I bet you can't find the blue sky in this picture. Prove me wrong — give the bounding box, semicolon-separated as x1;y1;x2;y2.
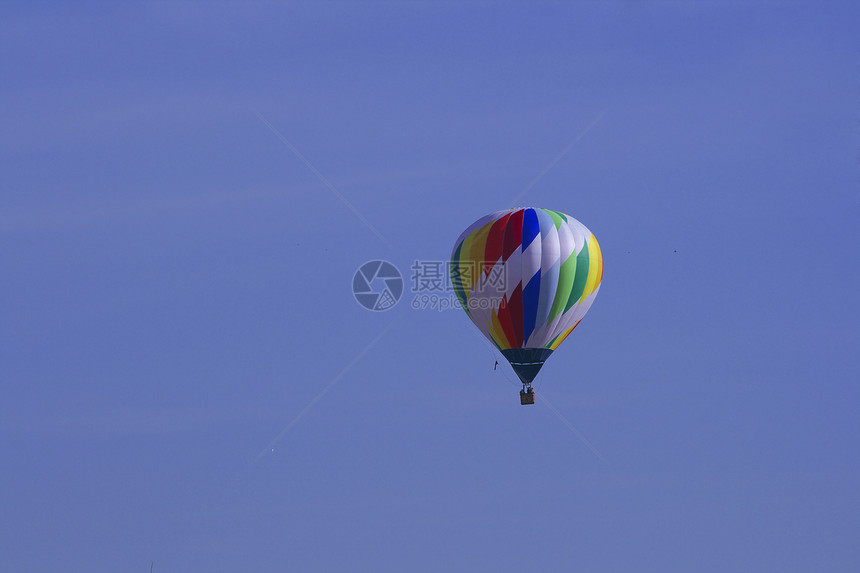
2;2;858;571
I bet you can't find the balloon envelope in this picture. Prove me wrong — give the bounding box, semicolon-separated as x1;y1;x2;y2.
450;207;602;385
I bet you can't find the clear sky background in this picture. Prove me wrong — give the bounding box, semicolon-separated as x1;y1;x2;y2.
2;2;858;572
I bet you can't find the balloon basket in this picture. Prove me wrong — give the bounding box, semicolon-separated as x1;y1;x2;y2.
520;388;535;405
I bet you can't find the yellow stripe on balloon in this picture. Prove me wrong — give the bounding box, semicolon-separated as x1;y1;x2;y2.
490;308;513;350
458;231;476;300
549;319;582;350
580;234;602;302
469;221;494;281
594;234;603;284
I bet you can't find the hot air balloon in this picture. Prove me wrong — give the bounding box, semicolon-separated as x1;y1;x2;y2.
450;207;603;405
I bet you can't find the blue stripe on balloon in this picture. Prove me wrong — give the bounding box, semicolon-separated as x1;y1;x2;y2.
521;208;540;250
522;269;541;343
530;209;560;346
537;208;554;237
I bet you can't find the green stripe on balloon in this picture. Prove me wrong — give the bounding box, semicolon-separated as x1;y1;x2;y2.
450;242;471;318
544;209;566;230
565;245;590;313
548;245;577;322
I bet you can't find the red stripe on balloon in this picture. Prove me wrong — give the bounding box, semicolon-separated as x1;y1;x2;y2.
484;212;511;276
497;294;519;350
502;209;524;262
